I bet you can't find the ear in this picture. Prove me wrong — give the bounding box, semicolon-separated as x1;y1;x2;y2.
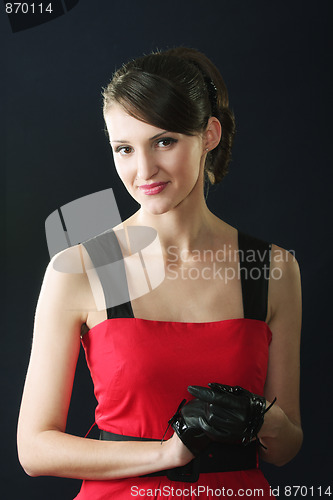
203;117;222;153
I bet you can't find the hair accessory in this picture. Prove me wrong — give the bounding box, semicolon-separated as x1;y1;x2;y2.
204;76;218;116
189;60;218;116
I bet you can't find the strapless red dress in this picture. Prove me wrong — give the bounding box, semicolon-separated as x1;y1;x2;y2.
74;317;273;499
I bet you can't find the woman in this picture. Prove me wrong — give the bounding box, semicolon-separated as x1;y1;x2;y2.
17;47;303;499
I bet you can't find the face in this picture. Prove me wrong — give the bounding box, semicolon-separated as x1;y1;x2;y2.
104;104;206;216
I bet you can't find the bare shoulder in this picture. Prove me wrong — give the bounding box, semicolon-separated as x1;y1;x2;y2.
267;243;302;324
36;245;94;332
270;243;300;276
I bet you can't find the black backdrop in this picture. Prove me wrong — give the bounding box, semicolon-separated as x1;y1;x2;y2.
3;1;333;498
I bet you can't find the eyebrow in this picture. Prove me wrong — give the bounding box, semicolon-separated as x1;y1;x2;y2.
111;130;169;143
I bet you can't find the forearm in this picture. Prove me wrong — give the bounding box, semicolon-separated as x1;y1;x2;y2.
258;401;303;466
19;430;181;480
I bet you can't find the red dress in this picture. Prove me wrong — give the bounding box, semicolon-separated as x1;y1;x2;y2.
74;231;274;499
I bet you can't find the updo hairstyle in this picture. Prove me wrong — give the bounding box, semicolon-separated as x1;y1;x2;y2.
102;47;236;184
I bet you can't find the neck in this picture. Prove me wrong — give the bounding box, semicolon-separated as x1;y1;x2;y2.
128;184;222;256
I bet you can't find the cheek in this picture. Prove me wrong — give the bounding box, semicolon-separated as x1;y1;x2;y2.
172;147;202;180
168;147;199;171
113;159;134;185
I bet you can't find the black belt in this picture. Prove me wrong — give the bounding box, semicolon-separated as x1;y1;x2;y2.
99;430;257;483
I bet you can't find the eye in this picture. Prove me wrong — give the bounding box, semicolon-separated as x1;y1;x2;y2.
156;137;178;148
115;145;133;156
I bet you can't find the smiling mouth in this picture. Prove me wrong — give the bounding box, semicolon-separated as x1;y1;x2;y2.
138;182;169;195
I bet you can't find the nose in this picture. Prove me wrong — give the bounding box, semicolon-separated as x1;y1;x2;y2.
136;149;158;181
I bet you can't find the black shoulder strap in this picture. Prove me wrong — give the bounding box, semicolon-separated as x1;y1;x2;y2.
82;229;134;320
238;231;271;322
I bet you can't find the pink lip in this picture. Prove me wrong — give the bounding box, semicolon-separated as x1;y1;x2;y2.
138;182;169;195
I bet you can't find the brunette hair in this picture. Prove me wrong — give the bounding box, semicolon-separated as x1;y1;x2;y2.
102;47;236;184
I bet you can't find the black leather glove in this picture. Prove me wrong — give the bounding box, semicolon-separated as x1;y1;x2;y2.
187;383;269;445
166;398;212;456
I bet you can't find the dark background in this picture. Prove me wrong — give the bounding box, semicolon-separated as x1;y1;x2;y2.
3;0;332;498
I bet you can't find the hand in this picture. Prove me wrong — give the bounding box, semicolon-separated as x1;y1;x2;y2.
187;383;267;445
168;399;212;456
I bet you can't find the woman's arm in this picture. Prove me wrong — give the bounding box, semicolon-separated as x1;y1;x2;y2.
17;247;193;480
258;245;303;466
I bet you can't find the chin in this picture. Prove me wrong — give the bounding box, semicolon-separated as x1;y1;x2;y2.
140;200;174;216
